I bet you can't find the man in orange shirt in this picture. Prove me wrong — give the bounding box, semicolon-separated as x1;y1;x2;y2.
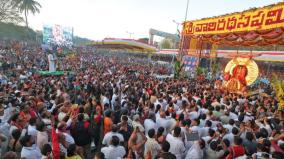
104;110;113;135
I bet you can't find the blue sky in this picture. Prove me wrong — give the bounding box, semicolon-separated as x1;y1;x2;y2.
29;0;283;40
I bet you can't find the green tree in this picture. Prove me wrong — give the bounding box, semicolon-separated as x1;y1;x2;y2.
13;0;41;29
174;61;184;79
160;38;172;49
0;0;23;24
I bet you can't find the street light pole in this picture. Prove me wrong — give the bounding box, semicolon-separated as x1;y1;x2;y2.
126;31;134;39
172;20;180;34
184;0;190;21
179;0;190;61
180;0;189;64
173;20;181;49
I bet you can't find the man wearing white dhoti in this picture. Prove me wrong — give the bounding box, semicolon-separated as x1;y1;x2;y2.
48;53;56;72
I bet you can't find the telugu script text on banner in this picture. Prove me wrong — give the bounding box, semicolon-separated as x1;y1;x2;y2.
183;3;284;35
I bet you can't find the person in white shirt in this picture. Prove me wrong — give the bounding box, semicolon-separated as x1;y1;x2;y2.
223;119;235;133
170;101;179;112
167;113;177;133
199;120;212;138
48;53;56;72
156;111;170;135
144;113;157;136
244;112;254;123
166;126;186;159
161;98;169;111
154;99;164;111
191;119;201;136
199;114;207;128
229;111;238;121
56;122;75;146
179;119;194;151
111;91;118;110
222;129;235;145
101;136;126;159
47;95;56;113
27;118;38;140
182;94;189;104
185;139;206;159
102;124;124;146
36;121;48;150
132;114;145;132
144;129;161;159
224;127;239;145
176;101;189;118
202;128;216;148
20;135;42;159
58;107;67;122
189;108;199;120
176;96;183;108
102;95;110;108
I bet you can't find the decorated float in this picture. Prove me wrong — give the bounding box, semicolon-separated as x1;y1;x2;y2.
180;2;284;93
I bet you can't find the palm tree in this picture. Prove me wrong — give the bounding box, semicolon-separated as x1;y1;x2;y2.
14;0;41;29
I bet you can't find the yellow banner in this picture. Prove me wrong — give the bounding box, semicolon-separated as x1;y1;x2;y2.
183;3;284;35
188;38;198;56
210;44;218;58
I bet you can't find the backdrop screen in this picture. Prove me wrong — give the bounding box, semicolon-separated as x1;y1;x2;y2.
43;24;73;47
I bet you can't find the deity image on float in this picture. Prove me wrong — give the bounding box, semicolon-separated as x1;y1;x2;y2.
223;54;259;92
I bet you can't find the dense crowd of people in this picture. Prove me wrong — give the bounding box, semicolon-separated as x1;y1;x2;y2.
0;41;284;159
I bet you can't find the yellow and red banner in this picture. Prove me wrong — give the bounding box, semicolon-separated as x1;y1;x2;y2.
183;3;284;35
